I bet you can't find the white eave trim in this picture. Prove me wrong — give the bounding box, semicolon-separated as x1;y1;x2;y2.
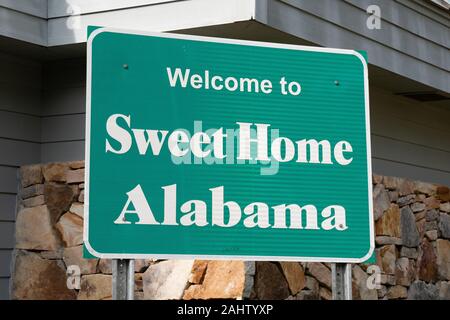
47;0;255;46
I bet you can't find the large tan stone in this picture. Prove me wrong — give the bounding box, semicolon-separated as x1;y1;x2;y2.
22;195;45;208
254;262;290;299
387;285;407;299
436;239;450;280
188;260;208;284
183;261;245;299
56;212;83;247
418;239;437;282
383;176;399;190
423;196;440;209
395;257;415;286
379;245;396;275
306;263;331;289
20;184;44;200
383;177;414;195
69;202;84;218
373;184;390;220
143;260;194;300
372;174;383;184
440;203;450;212
438;281;450;300
77;274;112;300
98;259;112;274
66;169;85;184
319;287;332;300
19;164;43;188
42;163;68;182
411;202;426;213
63;245;98;274
414;181;436;196
397;179;415;196
78;190;85;203
11;250;76;300
375;204;401;237
279;262;305;295
69;160;85;169
303;275;319;298
45;182;75;222
15;205;61;250
436;186;450;202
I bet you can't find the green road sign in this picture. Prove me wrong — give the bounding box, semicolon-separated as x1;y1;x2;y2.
85;27;374;262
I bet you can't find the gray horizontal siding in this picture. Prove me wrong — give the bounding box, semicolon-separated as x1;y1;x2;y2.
345;0;449;47
373;158;450;186
43;59;86;89
0;85;42;116
0;111;40;143
372;135;450;175
369;85;450;185
42;86;86;116
41;58;86;163
0;167;17;194
0;194;16;221
0;250;12;277
0;222;14;249
371;112;450;153
41;141;85;163
41;114;85;143
370;87;450;152
256;0;449;93
0;278;9;300
280;0;448;71
0;52;42;299
0;53;42;88
0;139;40;166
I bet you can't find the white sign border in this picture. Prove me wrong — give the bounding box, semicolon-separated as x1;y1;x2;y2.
84;27;374;263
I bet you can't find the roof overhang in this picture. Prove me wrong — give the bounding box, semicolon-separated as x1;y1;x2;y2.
0;0;448;94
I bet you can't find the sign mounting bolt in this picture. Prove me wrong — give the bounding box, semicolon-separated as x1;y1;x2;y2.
334;80;339;86
123;64;129;70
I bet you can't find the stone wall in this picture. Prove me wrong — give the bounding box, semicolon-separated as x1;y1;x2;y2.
10;162;450;300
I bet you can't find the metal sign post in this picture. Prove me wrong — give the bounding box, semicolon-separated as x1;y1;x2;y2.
112;259;135;300
332;263;352;300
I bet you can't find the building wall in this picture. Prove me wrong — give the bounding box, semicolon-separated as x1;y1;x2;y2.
0;52;42;299
256;0;450;93
41;58;86;163
370;86;450;184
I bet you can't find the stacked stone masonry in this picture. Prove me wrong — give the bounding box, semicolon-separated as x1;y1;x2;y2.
10;162;450;300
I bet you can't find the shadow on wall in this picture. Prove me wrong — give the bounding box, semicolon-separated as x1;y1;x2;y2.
9;161;450;300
